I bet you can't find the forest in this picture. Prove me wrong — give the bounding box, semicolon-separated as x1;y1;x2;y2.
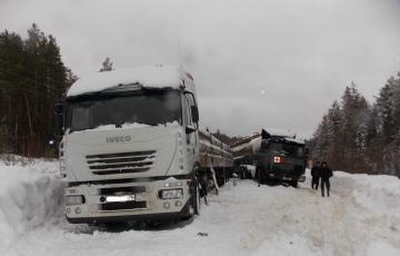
0;24;75;157
308;75;400;177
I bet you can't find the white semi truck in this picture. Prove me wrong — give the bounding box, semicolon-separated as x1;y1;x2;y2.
55;65;232;224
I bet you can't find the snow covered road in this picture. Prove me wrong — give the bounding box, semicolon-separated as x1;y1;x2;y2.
1;161;399;256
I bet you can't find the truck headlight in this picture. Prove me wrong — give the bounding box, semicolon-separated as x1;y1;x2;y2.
65;195;85;205
159;189;183;199
164;181;183;187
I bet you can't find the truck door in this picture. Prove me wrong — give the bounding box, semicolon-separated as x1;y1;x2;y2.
184;93;198;169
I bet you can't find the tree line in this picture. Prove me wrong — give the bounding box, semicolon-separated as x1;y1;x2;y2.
0;24;75;157
1;23;399;178
308;73;400;177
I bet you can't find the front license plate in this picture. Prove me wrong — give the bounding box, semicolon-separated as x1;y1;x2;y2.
105;195;136;203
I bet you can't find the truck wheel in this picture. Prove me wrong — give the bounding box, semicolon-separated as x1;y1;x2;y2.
192;182;200;215
256;168;263;184
217;176;225;187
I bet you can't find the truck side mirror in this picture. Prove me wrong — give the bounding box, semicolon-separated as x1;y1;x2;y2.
261;129;271;139
186;127;196;134
53;103;64;136
191;106;199;123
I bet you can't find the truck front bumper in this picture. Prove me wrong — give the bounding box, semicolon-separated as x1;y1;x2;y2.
67;201;191;224
264;170;300;181
64;179;192;224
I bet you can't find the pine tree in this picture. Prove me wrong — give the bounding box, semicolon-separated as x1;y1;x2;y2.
382;74;400;176
310;83;369;173
340;83;369;172
376;81;394;144
326;101;343;169
364;106;382;173
311;114;330;162
0;30;26;154
389;75;400;135
99;57;114;72
0;24;69;157
65;68;78;90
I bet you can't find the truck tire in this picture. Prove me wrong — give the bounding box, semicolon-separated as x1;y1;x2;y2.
254;169;259;182
192;182;200;215
255;167;264;184
217;176;225;187
184;179;200;219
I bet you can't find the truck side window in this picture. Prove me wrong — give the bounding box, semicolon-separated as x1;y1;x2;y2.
297;147;304;157
185;94;194;127
71;107;90;131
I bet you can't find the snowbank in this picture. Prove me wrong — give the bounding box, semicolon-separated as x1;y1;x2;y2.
0;160;63;254
333;171;400;215
0;160;399;256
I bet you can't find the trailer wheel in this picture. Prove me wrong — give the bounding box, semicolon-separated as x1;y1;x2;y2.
217;176;225;187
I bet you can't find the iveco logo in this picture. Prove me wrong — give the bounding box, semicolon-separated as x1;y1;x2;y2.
106;136;132;143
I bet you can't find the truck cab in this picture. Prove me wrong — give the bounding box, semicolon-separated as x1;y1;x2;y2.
256;136;306;187
59;65;201;224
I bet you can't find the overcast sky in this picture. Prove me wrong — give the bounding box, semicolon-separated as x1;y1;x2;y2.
1;0;400;139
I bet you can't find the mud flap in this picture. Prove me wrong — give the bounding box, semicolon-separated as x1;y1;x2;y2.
210;167;220;195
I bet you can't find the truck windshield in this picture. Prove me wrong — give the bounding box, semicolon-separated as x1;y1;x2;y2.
269;142;304;157
66;89;182;132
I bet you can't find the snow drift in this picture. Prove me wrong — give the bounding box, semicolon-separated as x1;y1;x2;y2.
333;171;400;216
0;160;63;254
0;160;399;256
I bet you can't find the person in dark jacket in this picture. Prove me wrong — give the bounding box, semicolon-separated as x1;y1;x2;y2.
319;161;333;197
310;161;320;190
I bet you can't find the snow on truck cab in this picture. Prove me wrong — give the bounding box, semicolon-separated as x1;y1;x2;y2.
56;65;214;224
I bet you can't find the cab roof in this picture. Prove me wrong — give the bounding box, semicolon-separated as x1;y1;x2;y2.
67;65;193;97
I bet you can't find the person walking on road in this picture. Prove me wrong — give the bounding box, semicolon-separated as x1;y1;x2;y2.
319;161;333;197
311;161;320;190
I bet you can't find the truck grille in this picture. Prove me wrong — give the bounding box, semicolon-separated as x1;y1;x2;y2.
86;150;156;175
99;186;146;195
